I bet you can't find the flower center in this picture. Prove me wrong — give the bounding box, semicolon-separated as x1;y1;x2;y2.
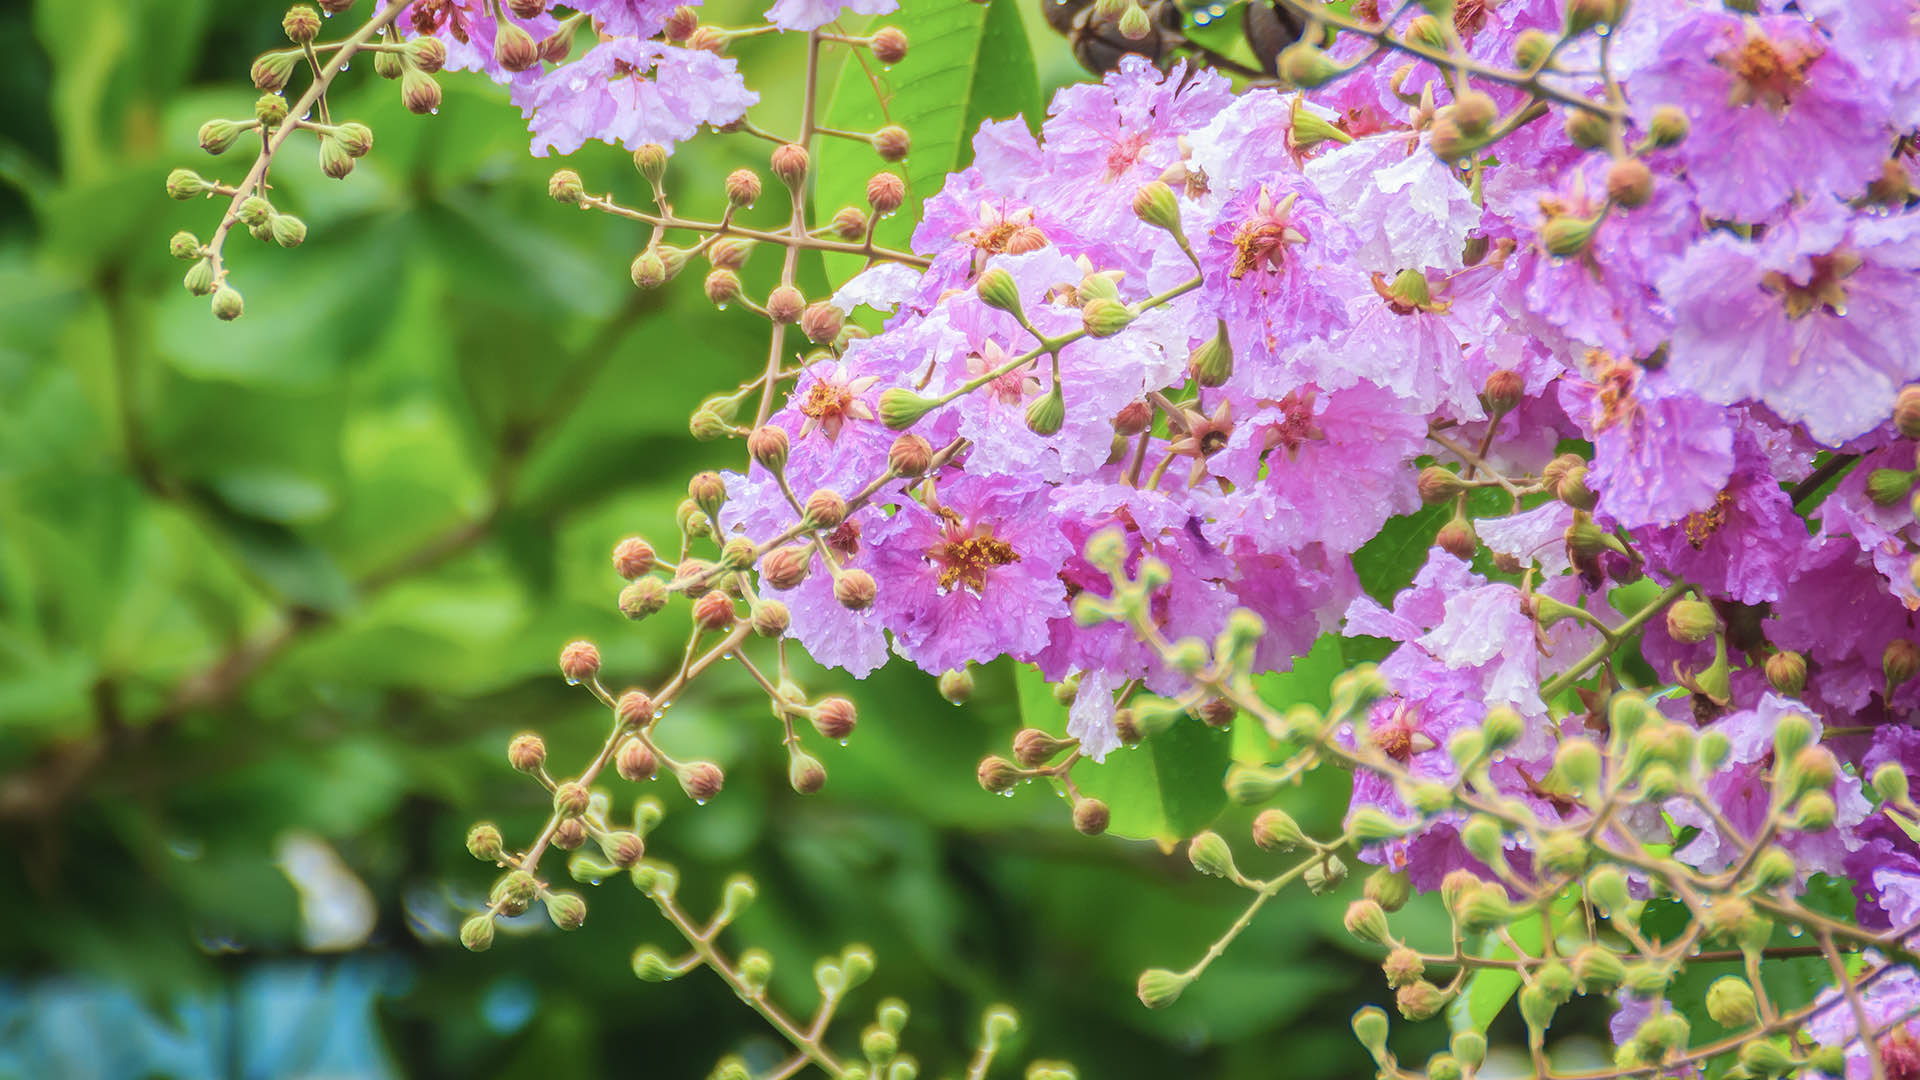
959;206;1048;256
930;528;1021;594
1761;251;1861;320
1453;0;1492;38
827;520;862;559
1368;703;1428;762
1883;1027;1920;1080
1683;490;1734;550
1104;132;1150;183
1264;391;1321;455
967;344;1040;407
1229;191;1307;280
1718;32;1815;111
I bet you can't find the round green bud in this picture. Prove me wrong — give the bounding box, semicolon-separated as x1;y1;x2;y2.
632;944;679;981
459;913;495;951
1136;967;1192;1010
1705;975;1758;1028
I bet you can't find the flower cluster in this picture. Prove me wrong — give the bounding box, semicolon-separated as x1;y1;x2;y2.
172;0;1920;1075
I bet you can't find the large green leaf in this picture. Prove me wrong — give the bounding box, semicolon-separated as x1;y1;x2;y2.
1013;663;1230;850
812;0;1041;288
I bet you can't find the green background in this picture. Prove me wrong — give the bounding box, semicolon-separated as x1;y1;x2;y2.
0;1;1483;1076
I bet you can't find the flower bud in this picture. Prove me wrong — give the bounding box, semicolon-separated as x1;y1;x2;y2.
1875;761;1911;805
1541;213;1603;257
1571;944;1625;989
676;760;724;802
1137;968;1192;1010
167;168;211;200
199;118;251;155
745;598;787;638
1352;1007;1389;1060
283;4;321;43
1450;90;1498;138
211;284;246;321
407;36;447;73
619;576;669;620
1251;806;1308;852
867;171;906;214
872;125;911;162
789;750;827;794
1081;297;1135;338
812;696;856;740
766;285;805;324
691;590;736;631
559;640;600;684
1564;0;1620;36
1418;465;1468;505
1739;1040;1792;1076
1869;468;1917;507
1131;180;1182;234
1794;790;1836;831
616;737;658;781
1703;975;1758;1028
772;143;809;187
833;569;876;611
1762;649;1806;696
547;168;585;204
457;911;499;953
1480;706;1522;750
1887;638;1920;688
1647;105;1688;147
1305;853;1348;894
252;49;300;92
1457;883;1514;934
1479;368;1524;416
1563;108;1611;150
1025;383;1065;436
1072;797;1110;836
878;387;937;429
1518;984;1557;1033
551;816;586;850
466;822;505;861
800;301;843;345
269;213;307;248
1187;830;1239;880
546;890;587;931
508;733;546;774
1343;899;1392;945
1117;3;1151;39
1606;157;1653;208
975;266;1022;316
1664;599;1716;644
1513;28;1553;68
800;489;845;531
1895;386;1920;441
928;666;972;705
977;755;1020;794
630;250;667;290
631;944;679;981
1751;845;1795;890
401;68;442;114
1382;946;1424;987
1278;42;1342;87
725;167;761;207
183;258;216;296
1435;515;1476;561
493;20;540;72
1395;979;1450;1021
1188;330;1233;388
255;93;289;127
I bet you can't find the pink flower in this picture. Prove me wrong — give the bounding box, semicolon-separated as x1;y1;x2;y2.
510;38;756;156
764;0;897;32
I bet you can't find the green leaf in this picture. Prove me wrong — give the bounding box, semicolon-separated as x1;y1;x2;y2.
813;0;1041;287
1351;504;1447;605
1013;663;1230;849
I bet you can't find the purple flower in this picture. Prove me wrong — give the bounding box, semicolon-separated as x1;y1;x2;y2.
1625;11;1888;221
1660;202;1920;447
1635;431;1807;605
1821;437;1920;606
1805;961;1920;1080
867;472;1071;674
567;0;681;37
1562;356;1737;531
1198;180;1361;367
401;0;556;85
1067;668;1123;763
764;0;897;32
510;38;756;156
1801;0;1920;128
1302;132;1483;275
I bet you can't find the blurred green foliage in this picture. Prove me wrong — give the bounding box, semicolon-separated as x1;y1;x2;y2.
0;1;1408;1076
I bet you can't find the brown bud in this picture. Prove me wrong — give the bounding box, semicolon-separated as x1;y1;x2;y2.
1896;386;1920;441
1113;400;1152;436
688;470;727;519
1556;464;1598;511
873;125;911;162
752;599;790;637
725;168;761;207
1886;639;1920;688
830;205;868;239
686;24;726;52
506;0;546;15
801;301;844;344
1383;947;1425;988
613;536;656;579
1451;90;1498;137
1482;369;1524;415
704;268;742;307
1765;650;1808;696
493;21;540;72
559;640;601;684
553;781;591;818
1196;698;1237;729
748;425;789;471
401;68;442;114
1013;728;1072;767
761;544;813;590
677;760;725;802
771;143;809;187
1541;453;1583;491
1606;157;1653;208
887;434;933;476
407;36;447;73
552;817;587;850
834;569;877;611
766;285;805;324
617;690;657;728
977;755;1021;794
812;696;857;739
663;5;699;42
805;488;847;528
870;26;908;64
619;577;669;620
1436;517;1477;561
1418;465;1469;506
606;831;646;867
508;733;547;773
867;172;905;214
616;737;658;781
538;25;572;63
1073;798;1111;836
789;752;827;794
693;590;737;631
